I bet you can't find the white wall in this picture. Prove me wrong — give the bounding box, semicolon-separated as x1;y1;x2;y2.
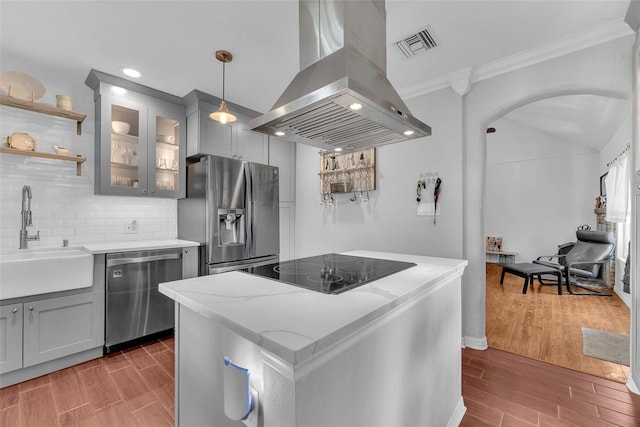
485;117;599;262
0;54;177;251
294;88;464;259
601;116;632;173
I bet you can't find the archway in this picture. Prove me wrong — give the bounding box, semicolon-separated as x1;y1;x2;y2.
459;35;632;352
483;92;631;381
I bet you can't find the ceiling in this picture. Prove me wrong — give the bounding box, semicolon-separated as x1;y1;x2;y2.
0;0;634;150
499;95;630;151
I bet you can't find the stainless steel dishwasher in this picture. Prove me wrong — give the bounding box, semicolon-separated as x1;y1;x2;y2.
105;248;182;353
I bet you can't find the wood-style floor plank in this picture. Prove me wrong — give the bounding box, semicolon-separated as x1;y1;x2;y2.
463;347;640;426
58;403;101;427
486;262;630;383
0;336;176;427
20;384;58;426
109;365;153;408
132;401;173;427
78;365;122;411
0;403;20;426
50;366;87;413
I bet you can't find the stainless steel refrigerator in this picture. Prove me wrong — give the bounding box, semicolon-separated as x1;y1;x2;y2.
178;155;279;275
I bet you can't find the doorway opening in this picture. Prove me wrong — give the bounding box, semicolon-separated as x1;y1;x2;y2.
483;94;632;383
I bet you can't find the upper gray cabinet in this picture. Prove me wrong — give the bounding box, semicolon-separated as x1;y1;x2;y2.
183;90;268;164
269;136;296;202
85;70;186;198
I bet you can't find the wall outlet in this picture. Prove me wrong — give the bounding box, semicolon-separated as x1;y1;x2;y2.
124;219;138;234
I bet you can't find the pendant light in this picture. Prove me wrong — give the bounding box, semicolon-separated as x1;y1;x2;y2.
209;50;237;124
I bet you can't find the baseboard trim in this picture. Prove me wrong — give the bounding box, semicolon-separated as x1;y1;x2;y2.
627;373;640;395
463;335;488;350
446;396;467;427
0;347;103;388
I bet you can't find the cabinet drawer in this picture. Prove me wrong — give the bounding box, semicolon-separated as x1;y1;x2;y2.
23;291;104;367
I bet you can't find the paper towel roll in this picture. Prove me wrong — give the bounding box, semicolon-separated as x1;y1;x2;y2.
223;357;254;421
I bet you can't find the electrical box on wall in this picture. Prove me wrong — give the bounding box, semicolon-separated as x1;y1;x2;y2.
124;219;138;234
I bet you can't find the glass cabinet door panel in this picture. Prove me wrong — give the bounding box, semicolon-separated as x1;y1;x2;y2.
154;115;180;194
110;104;141;190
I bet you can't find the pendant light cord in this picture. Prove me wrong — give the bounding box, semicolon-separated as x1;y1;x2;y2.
222;61;226;101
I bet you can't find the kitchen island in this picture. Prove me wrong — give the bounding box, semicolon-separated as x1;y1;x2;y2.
160;250;467;426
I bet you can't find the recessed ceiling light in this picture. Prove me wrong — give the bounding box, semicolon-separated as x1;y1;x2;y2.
349;103;362;110
403;130;415;136
111;86;126;95
334;147;343;152
275;131;285;136
122;68;142;78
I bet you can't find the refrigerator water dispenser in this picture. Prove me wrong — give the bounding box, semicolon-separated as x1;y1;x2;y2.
218;208;245;245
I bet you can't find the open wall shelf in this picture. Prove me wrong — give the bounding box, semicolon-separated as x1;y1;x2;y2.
0;95;87;135
319;147;376;194
0;148;86;176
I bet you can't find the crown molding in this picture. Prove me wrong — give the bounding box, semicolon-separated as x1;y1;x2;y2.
400;20;634;100
449;66;474;96
398;75;450;99
475;19;633;82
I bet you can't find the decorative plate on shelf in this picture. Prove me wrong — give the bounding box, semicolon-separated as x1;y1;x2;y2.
0;71;46;101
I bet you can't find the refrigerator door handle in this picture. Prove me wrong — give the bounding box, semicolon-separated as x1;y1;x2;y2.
244;162;253;259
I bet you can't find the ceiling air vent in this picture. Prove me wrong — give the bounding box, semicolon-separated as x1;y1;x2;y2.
393;26;438;59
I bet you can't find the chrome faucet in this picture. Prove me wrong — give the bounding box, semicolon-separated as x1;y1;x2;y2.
19;185;40;249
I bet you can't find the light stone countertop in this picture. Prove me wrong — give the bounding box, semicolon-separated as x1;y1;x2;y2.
81;239;199;254
159;250;467;365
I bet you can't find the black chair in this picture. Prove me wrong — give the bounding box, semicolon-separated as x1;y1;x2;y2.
533;230;615;296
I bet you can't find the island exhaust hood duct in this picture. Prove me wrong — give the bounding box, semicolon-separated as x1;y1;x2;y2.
249;0;431;151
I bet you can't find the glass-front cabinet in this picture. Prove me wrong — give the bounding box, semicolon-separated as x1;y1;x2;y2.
86;69;186;198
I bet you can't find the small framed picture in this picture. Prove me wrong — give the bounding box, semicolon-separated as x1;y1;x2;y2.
599;172;608;196
486;236;503;252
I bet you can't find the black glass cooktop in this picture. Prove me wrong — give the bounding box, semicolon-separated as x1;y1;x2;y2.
241;253;416;294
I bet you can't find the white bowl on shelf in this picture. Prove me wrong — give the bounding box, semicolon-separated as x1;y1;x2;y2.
52;145;69;156
156;134;174;143
112;121;130;135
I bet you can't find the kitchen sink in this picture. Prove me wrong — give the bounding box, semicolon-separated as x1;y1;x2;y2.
0;247;93;300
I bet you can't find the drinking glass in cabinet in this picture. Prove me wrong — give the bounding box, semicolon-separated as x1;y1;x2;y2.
111;175;132;187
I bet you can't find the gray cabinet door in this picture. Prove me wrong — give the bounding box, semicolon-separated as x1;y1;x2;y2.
98;93;149;196
249;162;279;258
23;291;104;367
236;122;268;164
268;136;296;202
187;110;268;164
199;110;234;157
0;304;23;374
148;101;187;198
279;202;295;261
95;81;186;199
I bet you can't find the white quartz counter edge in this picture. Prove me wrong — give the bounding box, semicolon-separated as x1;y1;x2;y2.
160;250;467;365
81;239;199;254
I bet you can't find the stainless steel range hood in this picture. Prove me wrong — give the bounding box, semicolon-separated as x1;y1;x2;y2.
250;0;431;151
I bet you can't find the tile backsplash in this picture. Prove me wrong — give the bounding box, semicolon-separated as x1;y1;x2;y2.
0;175;177;251
0;54;178;251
